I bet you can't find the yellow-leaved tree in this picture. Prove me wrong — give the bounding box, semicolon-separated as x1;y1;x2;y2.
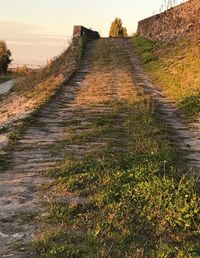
109;18;128;37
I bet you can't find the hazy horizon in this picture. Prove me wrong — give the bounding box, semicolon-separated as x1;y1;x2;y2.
1;0;186;67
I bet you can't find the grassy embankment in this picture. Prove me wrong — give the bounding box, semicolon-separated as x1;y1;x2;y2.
0;36;87;123
12;36;87;102
0;36;87;137
0;37;87;176
131;36;200;118
30;39;200;258
0;74;12;84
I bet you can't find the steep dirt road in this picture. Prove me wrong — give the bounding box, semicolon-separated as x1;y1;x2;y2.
0;38;199;257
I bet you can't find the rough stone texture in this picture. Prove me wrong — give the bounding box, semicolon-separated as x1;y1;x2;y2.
137;0;200;42
73;26;100;39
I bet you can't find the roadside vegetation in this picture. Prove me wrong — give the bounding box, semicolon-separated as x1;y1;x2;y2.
131;36;200;117
0;74;12;84
31;39;200;258
2;36;86;97
13;37;84;94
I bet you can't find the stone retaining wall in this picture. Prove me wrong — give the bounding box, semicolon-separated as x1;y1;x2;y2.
137;0;200;42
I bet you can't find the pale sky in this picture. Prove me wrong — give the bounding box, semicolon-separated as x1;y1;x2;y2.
0;0;184;66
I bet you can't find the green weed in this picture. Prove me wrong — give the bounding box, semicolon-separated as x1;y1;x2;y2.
180;91;200;116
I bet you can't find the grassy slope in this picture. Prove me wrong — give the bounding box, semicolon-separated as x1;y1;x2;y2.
13;36;86;99
0;37;87;130
0;37;88;170
31;40;200;258
0;74;12;84
131;36;200;117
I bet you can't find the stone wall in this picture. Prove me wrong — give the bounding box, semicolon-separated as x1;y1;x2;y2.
73;26;100;40
137;0;200;42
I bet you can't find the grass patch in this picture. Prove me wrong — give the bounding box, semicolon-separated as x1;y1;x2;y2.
131;36;200;117
32;231;90;258
180;91;200;116
79;36;88;59
33;97;200;257
0;74;12;84
11;35;87;101
131;36;156;64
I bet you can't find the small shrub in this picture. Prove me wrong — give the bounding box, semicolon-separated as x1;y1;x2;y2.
180;92;200;116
